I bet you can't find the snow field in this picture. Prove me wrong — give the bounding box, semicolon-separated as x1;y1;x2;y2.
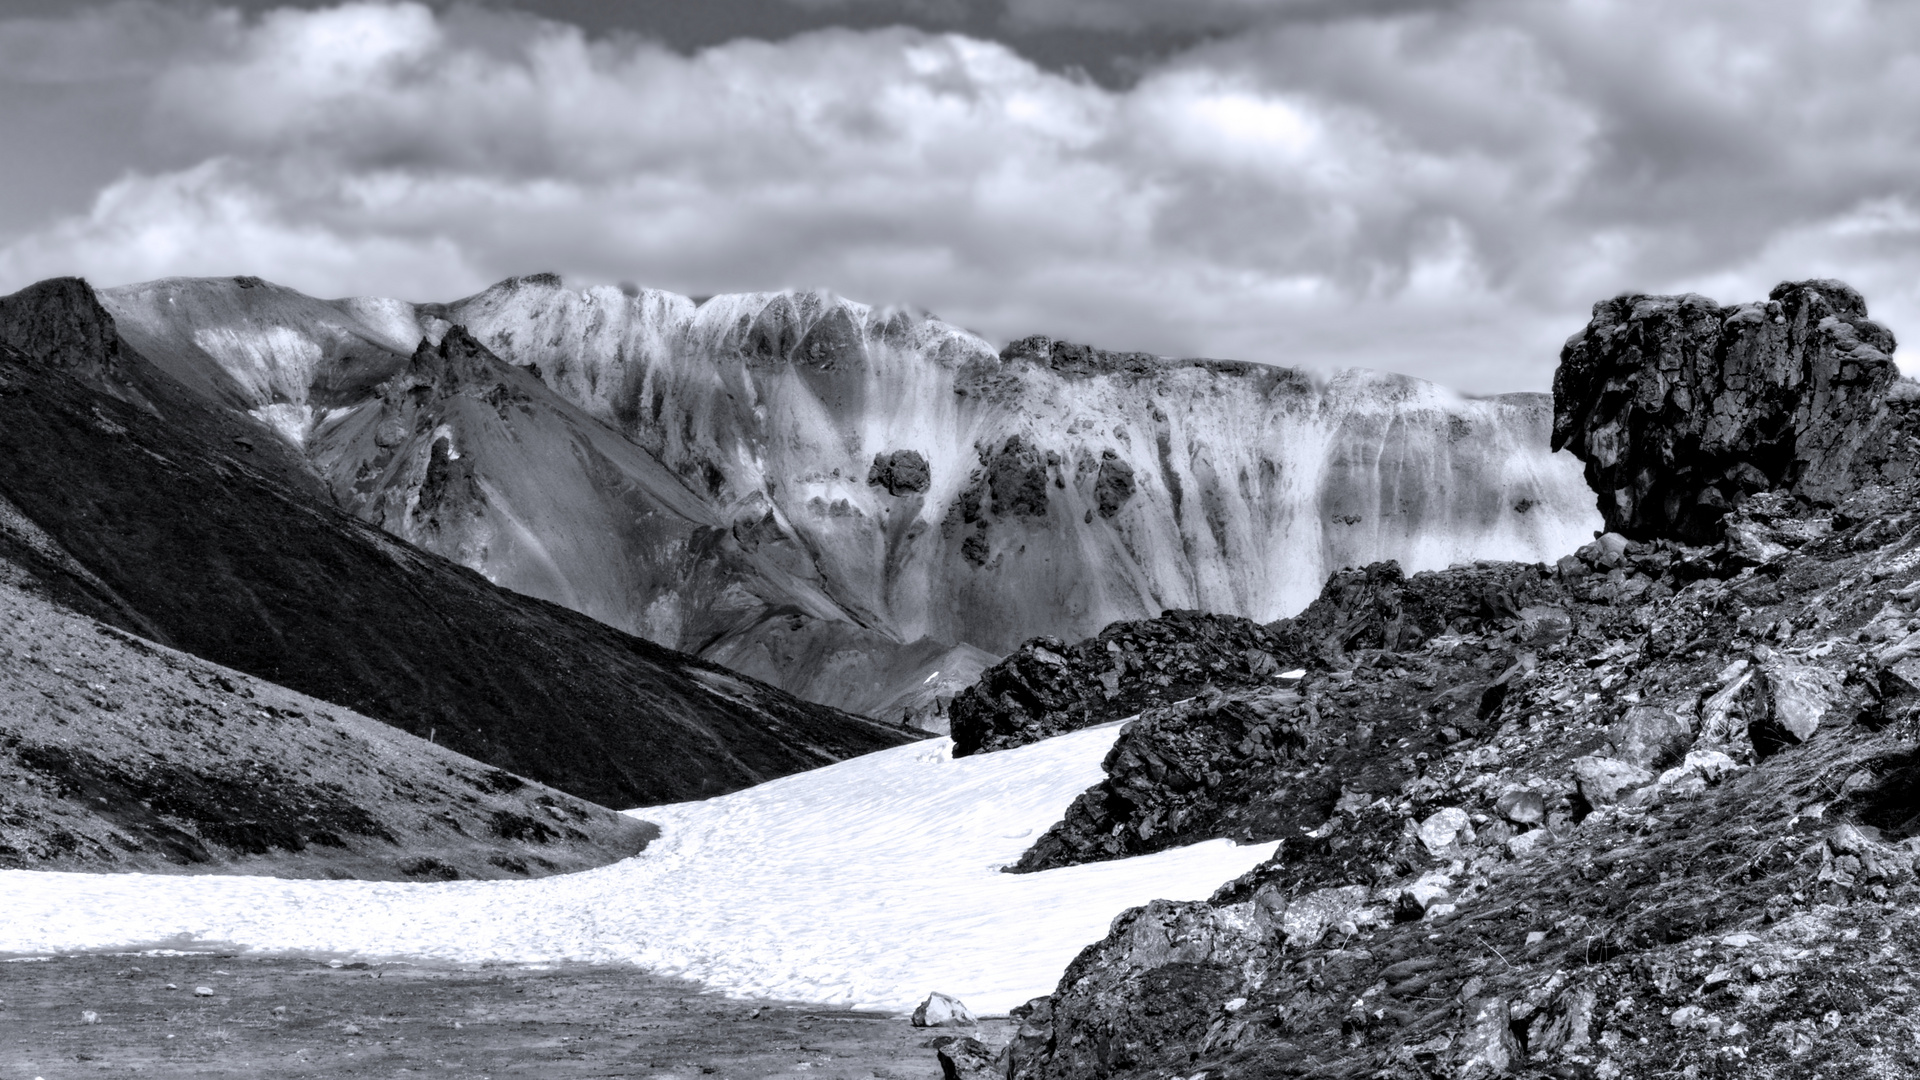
0;723;1277;1013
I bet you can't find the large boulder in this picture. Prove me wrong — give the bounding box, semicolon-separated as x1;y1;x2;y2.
1553;280;1903;542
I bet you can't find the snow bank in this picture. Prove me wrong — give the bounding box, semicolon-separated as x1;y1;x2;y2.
0;724;1275;1013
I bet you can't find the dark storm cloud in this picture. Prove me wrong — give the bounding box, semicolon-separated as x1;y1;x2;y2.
2;0;1918;393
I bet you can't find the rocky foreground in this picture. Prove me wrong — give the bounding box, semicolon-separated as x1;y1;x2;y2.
944;281;1920;1079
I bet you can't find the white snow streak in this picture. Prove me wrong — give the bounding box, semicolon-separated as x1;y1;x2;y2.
0;724;1276;1013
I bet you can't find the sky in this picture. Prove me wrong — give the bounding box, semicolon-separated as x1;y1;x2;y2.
2;0;1919;392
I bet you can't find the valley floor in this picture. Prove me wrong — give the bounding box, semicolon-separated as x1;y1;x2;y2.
0;725;1277;1015
0;951;984;1079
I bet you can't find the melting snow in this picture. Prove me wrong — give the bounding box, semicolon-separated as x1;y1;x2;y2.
0;723;1275;1013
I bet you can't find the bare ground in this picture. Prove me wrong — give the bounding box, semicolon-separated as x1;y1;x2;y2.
0;951;987;1079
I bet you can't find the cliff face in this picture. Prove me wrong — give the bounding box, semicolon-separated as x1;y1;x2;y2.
100;275;1599;717
1553;279;1904;543
440;279;1595;653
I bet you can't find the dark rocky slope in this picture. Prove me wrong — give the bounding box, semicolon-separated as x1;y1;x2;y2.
962;281;1920;1080
0;574;654;879
0;278;917;809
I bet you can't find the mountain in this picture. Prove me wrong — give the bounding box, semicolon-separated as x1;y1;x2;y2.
0;278;917;810
966;280;1920;1080
99;274;1600;722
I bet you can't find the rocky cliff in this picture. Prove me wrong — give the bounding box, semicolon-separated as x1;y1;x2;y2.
955;282;1920;1080
99;275;1600;720
1553;279;1906;543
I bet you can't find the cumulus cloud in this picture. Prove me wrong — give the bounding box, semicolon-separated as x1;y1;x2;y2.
2;0;1920;390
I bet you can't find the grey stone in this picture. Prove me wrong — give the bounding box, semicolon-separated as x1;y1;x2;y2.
913;991;977;1028
1418;807;1476;855
1496;788;1547;826
1574;756;1654;806
937;1036;999;1080
1608;706;1694;769
1456;996;1523;1077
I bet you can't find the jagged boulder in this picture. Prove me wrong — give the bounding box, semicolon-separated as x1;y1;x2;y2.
1553;280;1905;542
1269;559;1564;667
936;1036;998;1080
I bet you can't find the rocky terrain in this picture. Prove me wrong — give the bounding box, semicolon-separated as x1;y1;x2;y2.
0;277;917;810
943;281;1920;1079
0;575;653;880
100;274;1598;722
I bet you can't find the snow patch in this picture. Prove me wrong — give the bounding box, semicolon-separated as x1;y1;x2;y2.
0;723;1275;1013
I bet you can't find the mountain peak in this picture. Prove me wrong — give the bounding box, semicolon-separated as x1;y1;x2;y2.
0;276;125;378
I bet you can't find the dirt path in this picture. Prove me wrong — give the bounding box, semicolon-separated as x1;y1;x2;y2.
0;952;995;1079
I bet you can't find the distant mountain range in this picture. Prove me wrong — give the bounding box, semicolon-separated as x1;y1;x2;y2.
98;273;1600;726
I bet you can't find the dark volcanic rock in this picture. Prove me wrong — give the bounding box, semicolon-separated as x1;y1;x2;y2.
1093;452;1134;518
1270;558;1570;666
987;434;1050;519
1008;687;1316;872
1010;559;1585;874
1553;279;1909;543
0;278;917;809
867;448;931;495
947;611;1290;757
1020;488;1920;1080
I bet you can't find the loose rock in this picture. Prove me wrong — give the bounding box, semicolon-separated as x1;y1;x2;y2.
912;991;977;1028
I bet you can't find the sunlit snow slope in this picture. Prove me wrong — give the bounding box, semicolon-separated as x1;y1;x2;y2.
100;275;1600;718
0;723;1274;1014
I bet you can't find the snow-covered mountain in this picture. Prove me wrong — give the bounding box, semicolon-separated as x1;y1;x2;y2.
101;274;1600;718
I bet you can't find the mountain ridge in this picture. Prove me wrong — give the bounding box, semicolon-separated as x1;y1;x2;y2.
99;273;1601;724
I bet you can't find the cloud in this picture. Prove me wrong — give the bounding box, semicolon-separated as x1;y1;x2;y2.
3;0;1920;390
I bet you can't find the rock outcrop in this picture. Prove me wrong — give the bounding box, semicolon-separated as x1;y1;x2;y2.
1553;279;1905;543
947;611;1290;757
981;283;1920;1080
868;448;931;495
